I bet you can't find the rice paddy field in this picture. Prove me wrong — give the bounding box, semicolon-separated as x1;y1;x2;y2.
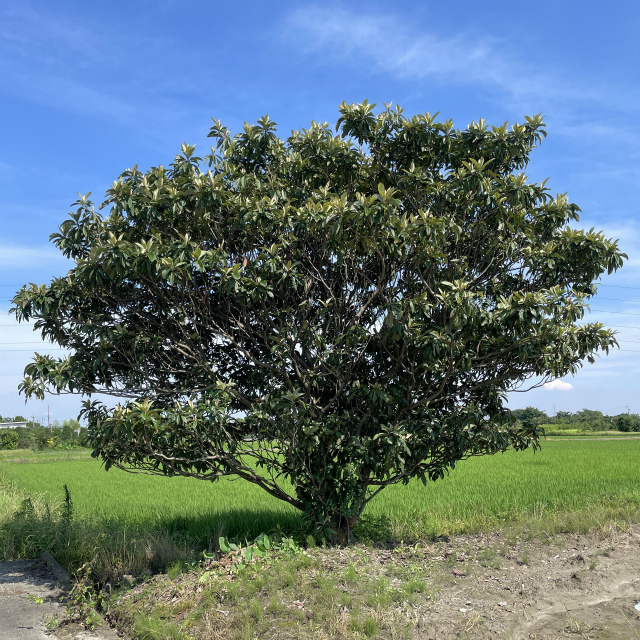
2;438;640;541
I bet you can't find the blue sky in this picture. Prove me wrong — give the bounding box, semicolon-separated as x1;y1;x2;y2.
0;0;638;422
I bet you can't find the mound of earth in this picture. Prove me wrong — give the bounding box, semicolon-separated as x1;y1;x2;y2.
108;523;640;639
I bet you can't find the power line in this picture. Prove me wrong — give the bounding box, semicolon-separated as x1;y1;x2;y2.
589;309;640;316
0;349;67;352
596;284;640;290
0;342;57;345
578;323;640;331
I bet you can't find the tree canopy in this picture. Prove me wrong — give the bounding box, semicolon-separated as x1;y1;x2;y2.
12;101;625;539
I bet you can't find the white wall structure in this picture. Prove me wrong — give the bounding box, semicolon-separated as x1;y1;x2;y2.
0;421;28;429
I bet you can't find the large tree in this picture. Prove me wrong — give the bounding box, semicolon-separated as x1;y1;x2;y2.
12;102;625;540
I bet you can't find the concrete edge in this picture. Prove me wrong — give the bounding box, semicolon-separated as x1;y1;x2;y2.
40;551;72;592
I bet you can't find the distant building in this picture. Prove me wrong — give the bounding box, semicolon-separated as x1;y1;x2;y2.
0;422;28;429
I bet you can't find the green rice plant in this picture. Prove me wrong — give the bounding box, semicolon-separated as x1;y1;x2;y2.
2;439;640;551
0;477;190;583
0;459;302;542
0;449;36;460
362;439;640;538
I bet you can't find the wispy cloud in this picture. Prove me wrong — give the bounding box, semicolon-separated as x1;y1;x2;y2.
580;218;640;274
0;5;133;120
285;7;514;86
0;243;70;270
0;4;189;124
283;6;640;117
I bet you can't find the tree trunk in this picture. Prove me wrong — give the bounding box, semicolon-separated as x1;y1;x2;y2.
329;511;362;543
296;478;369;544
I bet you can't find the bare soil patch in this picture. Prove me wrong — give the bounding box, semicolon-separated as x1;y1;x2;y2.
414;524;640;639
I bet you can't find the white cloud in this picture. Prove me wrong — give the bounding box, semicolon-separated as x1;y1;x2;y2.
544;379;574;392
283;6;640;117
285;7;512;85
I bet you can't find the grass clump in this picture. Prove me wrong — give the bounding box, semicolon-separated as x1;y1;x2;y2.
3;439;640;639
131;611;186;640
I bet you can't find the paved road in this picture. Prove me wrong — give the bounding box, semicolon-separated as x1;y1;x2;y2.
0;557;118;640
0;558;65;639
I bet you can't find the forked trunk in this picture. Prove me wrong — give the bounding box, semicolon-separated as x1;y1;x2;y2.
329;511;362;543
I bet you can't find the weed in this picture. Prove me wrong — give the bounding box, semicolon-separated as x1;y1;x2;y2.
132;612;187;640
364;616;379;637
344;563;358;584
478;546;501;569
265;598;285;615
565;616;592;635
239;621;258;640
171;600;194;616
316;574;339;605
67;563;103;630
248;598;262;621
62;484;73;525
167;561;186;581
402;578;428;597
45;614;60;632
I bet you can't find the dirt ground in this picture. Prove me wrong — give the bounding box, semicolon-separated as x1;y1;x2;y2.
411;523;640;639
108;523;640;640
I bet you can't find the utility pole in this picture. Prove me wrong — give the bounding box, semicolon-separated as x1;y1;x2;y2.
47;405;50;429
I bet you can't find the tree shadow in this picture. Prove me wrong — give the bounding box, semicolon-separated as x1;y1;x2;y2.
109;507;305;546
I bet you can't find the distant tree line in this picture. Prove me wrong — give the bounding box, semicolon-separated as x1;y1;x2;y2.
511;407;640;433
0;414;91;450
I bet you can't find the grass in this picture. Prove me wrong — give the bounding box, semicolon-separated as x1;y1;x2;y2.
2;440;640;541
3;440;640;639
0;448;94;462
541;428;639;437
1;439;640;582
0;455;302;541
110;541;423;639
362;439;640;538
